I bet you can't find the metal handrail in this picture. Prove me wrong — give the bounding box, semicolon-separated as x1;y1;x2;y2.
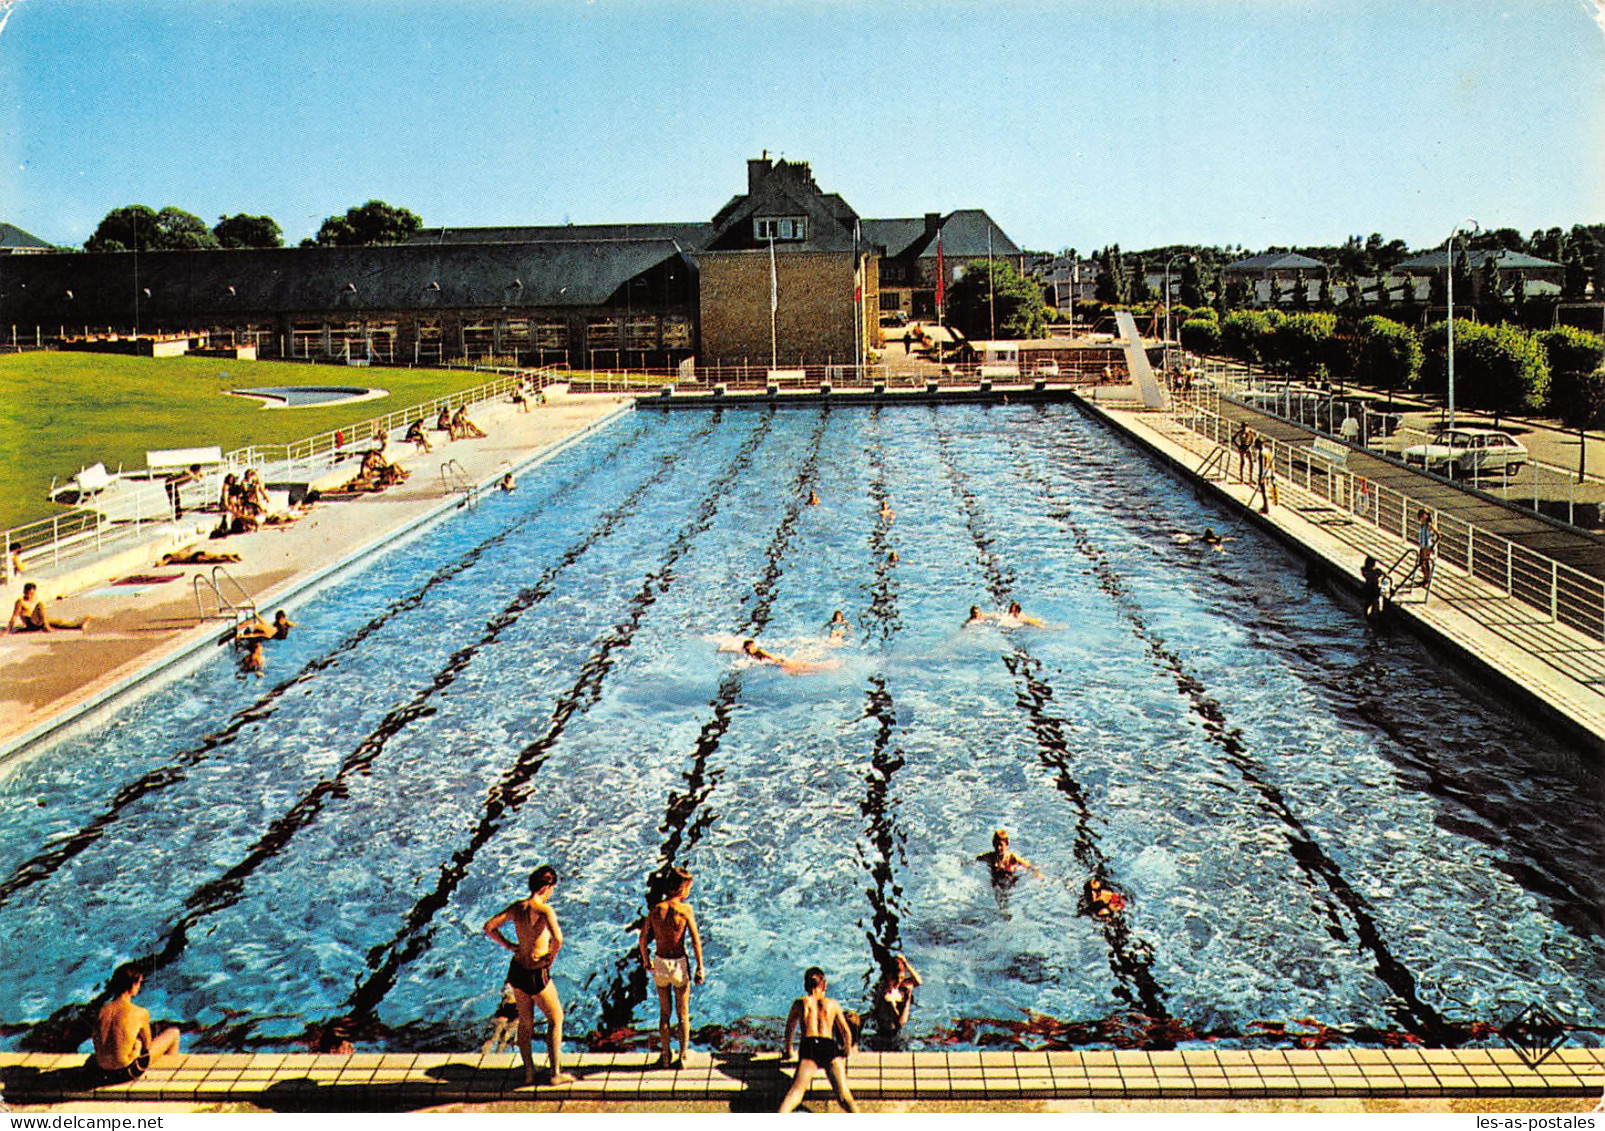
1164;389;1605;642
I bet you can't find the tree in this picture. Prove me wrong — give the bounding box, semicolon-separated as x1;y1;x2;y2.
1355;315;1422;397
1422;320;1549;414
1130;255;1153;302
1179;316;1221;356
1540;326;1605;427
1220;310;1273;365
1178;259;1206;308
314;200;423;246
1272;312;1337;379
213;213;283;249
85;204;218;252
945;258;1048;340
1479;255;1507;322
1094;245;1129;305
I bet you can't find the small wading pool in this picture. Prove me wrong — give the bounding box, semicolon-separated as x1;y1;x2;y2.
0;404;1600;1056
229;385;389;408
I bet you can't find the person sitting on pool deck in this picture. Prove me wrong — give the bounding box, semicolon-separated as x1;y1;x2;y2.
404;419;433;453
89;962;181;1086
452;405;488;439
778;967;858;1113
437;406;456;439
638;866;706;1069
9;583;89;632
483;865;575;1087
977;829;1039;880
824;610;851;641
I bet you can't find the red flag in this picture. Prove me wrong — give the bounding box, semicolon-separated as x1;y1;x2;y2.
935;232;946;322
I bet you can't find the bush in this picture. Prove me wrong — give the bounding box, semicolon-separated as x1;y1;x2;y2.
1355;316;1422;394
1422;320;1549;414
1271;312;1337;379
1540;326;1605;427
1179;317;1221;356
1220;310;1273;364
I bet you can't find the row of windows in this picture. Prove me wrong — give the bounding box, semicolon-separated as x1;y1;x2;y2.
753;216;807;241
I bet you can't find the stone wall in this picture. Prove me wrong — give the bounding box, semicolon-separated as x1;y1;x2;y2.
698;250;878;367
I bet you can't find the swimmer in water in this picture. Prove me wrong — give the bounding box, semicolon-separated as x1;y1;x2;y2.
1083;877;1127;920
964;605;992;627
878;499;895;522
887;550;899;564
1000;601;1045;628
240;638;265;678
738;638;837;675
824;610;851;641
977;829;1040;880
806;489;820;506
500;472;516;492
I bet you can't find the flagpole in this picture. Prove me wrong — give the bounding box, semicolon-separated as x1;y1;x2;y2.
769;234;778;371
987;224;995;341
852;219;862;378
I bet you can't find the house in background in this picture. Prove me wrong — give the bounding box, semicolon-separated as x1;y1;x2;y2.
1394;247;1565;306
0;222;53;255
864;210;1022;322
1221;251;1329;307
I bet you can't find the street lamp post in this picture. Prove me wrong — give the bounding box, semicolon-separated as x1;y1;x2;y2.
1445;219;1479;437
1164;253;1196;375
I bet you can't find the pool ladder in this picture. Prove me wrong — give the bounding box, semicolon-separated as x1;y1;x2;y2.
1197;444;1228;480
193;564;258;628
1381;546;1421;594
440;459;479;508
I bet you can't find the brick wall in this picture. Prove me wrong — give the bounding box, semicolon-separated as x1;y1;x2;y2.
699;250;878;366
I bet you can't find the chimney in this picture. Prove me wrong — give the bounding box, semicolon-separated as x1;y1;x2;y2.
748;152;773;194
924;212;942;237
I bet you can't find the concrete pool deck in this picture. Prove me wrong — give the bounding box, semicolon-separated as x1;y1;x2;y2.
0;392;632;759
3;1047;1601;1110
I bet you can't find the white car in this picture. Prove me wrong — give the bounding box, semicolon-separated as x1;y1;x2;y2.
1402;427;1527;477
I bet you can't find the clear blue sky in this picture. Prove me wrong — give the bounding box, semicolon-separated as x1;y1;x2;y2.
2;0;1602;255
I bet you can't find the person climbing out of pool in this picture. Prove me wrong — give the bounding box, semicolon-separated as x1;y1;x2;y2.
637;866;706;1069
483;864;576;1087
453;405;488;439
1360;555;1386;621
1082;876;1127;921
1415;509;1438;597
9;583;89;632
824;609;851;641
1000;601;1045;628
806;488;821;507
88;961;181;1087
404;418;433;453
235;613;275;642
778;967;858;1113
239;637;266;678
871;955;922;1044
977;828;1040;881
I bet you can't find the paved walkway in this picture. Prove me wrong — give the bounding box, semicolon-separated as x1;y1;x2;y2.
1082;395;1605;748
0;393;631;756
2;1047;1600;1109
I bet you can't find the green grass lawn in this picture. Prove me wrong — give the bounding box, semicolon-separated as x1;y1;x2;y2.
0;353;492;530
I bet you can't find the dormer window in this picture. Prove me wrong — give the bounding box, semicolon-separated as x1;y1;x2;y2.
754;216;807;241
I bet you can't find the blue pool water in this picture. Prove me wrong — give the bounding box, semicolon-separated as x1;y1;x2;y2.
1;404;1601;1053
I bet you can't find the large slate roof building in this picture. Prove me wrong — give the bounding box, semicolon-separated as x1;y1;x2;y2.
0;158;1017;368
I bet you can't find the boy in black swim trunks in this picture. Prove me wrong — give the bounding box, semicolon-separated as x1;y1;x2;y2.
89;962;181;1086
483;865;575;1086
778;967;858;1113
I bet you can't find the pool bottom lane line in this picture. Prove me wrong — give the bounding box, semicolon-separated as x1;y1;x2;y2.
13;418;706;1052
1000;424;1456;1045
334;411;781;1026
588;412;832;1037
932;417;1171;1025
0;420;654;914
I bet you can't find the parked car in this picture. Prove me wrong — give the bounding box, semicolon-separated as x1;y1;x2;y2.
1401;427;1527;476
1035;360;1060;378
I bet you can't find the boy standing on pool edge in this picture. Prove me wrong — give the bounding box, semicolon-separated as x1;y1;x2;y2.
483;865;576;1087
638;865;706;1068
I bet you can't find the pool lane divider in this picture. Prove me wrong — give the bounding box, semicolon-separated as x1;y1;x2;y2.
998;423;1456;1044
334;411;783;1026
0;400;638;772
931;415;1172;1025
589;412;833;1038
0;416;655;914
14;413;707;1053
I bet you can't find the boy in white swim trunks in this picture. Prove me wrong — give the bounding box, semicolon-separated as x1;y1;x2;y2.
637;866;706;1067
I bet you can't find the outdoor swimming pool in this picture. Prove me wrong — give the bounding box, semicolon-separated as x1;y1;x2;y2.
1;404;1601;1054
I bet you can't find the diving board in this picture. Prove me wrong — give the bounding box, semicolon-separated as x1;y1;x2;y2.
1114;310;1167;410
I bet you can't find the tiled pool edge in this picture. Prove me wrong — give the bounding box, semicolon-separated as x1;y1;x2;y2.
0;401;634;771
3;1049;1600;1106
